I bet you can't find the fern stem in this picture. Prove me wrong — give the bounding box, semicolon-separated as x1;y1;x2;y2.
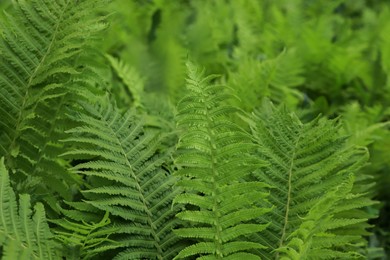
277;133;301;258
206;100;223;259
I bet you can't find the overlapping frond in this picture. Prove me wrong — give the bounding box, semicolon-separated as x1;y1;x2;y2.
276;174;360;259
249;101;376;259
61;98;183;259
0;0;107;211
106;54;144;109
173;62;271;259
0;157;60;259
49;210;120;259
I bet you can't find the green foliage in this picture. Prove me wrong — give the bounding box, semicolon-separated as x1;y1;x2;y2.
105;55;145;110
49;210;119;259
0;0;389;259
229;49;305;111
60;99;183;259
173;62;270;259
0;158;60;259
0;0;108;214
249;102;376;259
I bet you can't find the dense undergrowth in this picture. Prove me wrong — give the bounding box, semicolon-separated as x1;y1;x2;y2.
0;0;389;259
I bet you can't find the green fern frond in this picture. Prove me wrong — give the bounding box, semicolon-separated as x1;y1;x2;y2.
340;102;390;147
106;54;144;109
49;211;120;259
173;61;271;259
249;101;376;259
61;98;183;259
0;0;108;211
0;157;60;259
0;0;107;156
276;174;357;259
229;49;304;111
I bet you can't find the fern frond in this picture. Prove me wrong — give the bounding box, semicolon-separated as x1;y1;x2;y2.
276;174;357;259
229;49;304;111
173;61;270;259
0;0;108;212
249;101;376;259
0;0;107;156
106;54;144;109
49;211;121;259
61;98;183;259
0;157;60;259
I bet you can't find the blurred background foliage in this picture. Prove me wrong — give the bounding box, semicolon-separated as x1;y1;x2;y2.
2;0;389;257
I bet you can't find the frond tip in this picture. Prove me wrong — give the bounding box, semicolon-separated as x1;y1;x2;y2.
173;61;271;259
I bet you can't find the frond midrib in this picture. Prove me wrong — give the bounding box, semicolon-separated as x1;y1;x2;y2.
204;91;224;259
100;116;164;259
5;0;71;164
277;126;302;258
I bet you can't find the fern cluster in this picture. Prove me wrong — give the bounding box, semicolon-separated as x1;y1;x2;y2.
0;0;389;259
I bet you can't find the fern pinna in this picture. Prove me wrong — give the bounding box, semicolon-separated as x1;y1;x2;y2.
173;62;271;259
0;158;60;260
49;203;120;259
60;98;183;259
0;0;107;213
248;102;376;259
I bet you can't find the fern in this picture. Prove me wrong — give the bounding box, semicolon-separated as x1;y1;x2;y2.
229;49;304;111
61;98;183;259
106;54;144;109
277;174;359;259
0;0;387;258
173;62;271;259
0;0;108;212
249;102;376;259
0;157;60;259
379;6;390;93
49;210;120;259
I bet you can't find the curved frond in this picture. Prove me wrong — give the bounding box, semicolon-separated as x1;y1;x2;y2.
49;211;121;259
